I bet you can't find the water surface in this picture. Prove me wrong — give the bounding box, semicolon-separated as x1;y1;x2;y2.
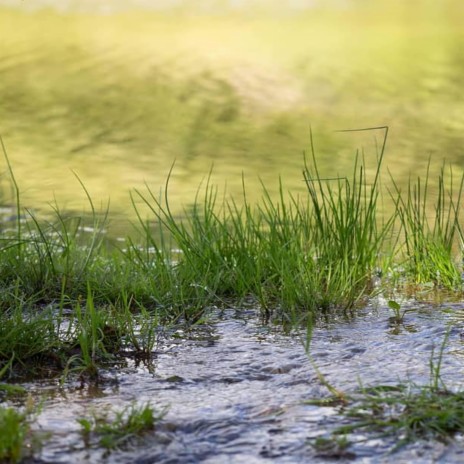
22;301;464;463
0;1;463;230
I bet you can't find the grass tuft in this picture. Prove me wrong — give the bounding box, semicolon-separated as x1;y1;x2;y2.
308;331;464;453
391;160;464;290
77;402;166;450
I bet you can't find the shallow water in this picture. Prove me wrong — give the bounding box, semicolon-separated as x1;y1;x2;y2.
18;299;464;463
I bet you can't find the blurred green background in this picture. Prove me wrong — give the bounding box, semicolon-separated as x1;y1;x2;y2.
0;0;463;230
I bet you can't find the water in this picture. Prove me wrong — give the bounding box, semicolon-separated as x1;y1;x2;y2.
0;1;346;14
1;3;464;461
19;301;464;463
0;1;463;232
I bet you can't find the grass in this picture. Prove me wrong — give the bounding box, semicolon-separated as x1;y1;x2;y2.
0;129;463;456
0;397;39;463
77;402;166;450
391;160;464;289
300;127;393;310
0;407;30;463
310;383;464;457
1;3;464;458
0;128;462;380
308;331;464;455
340;385;464;447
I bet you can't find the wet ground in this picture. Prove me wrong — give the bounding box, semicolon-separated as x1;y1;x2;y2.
18;298;464;463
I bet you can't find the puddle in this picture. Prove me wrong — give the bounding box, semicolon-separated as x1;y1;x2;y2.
16;301;464;462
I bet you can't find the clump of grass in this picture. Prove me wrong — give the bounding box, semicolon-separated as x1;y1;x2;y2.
0;306;60;378
0;137;108;306
391;160;464;290
0;397;39;463
62;286;163;382
132;129;394;319
131;172;252;322
301;127;394;310
77;402;166;450
112;292;161;360
0;282;163;382
0;211;109;310
338;383;464;448
0;407;29;463
62;287;113;382
311;435;354;459
0;359;26;400
308;331;464;453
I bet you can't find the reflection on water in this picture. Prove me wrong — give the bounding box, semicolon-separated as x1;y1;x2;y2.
25;302;464;462
0;0;350;14
0;1;463;231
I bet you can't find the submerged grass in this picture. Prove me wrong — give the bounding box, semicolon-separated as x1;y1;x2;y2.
340;385;464;447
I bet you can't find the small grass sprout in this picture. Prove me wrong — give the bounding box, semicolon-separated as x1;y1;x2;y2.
77;402;166;450
387;300;413;324
311;435;354;459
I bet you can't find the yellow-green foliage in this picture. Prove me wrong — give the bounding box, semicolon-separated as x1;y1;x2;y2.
0;407;29;463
